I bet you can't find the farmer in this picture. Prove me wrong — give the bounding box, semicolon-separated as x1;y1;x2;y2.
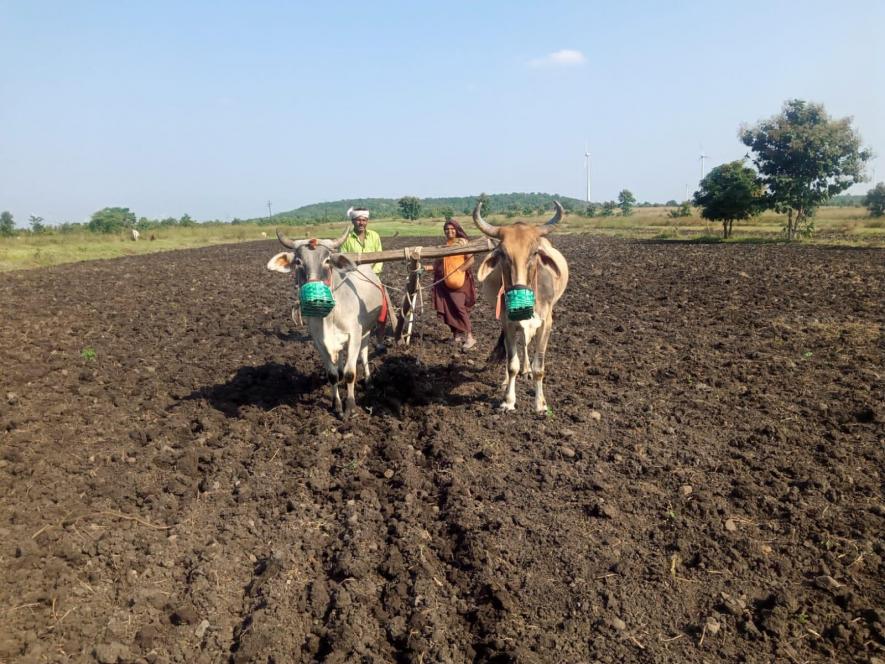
340;207;383;275
426;218;477;350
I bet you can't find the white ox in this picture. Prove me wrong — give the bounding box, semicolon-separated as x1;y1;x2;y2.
473;201;569;413
131;228;140;241
267;227;396;418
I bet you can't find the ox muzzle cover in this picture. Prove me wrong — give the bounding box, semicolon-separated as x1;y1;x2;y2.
299;281;335;318
505;285;535;321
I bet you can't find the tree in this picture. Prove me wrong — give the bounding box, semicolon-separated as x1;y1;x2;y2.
601;201;616;217
864;182;885;217
477;192;491;214
398;196;421;220
740;99;872;240
28;215;46;234
0;211;14;236
179;213;195;227
618;189;636;216
88;207;136;233
693;161;763;238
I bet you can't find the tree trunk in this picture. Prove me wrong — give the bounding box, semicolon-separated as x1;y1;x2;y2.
786;209;795;241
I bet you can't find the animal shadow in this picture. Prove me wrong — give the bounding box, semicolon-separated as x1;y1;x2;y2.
363;354;492;417
183;362;325;417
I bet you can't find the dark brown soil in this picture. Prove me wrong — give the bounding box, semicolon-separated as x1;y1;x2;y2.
1;236;882;664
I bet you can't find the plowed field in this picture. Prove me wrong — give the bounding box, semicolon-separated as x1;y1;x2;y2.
1;236;882;663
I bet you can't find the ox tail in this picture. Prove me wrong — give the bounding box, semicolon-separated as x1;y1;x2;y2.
487;330;506;364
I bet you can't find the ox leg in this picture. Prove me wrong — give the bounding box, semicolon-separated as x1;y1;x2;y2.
532;316;554;414
316;342;343;416
360;344;371;383
520;334;532;377
341;334;361;419
500;331;520;411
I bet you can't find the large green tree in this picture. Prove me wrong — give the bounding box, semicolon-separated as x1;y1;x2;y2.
693;161;763;238
740;99;872;240
88;207;136;233
397;196;421;220
864;182;885;217
0;211;14;236
618;189;636;216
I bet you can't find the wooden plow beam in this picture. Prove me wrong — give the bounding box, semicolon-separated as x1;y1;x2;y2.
340;237;496;345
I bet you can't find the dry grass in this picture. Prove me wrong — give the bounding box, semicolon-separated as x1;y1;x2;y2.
1;207;882;272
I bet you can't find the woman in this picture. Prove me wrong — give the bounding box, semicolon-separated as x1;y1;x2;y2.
428;218;477;349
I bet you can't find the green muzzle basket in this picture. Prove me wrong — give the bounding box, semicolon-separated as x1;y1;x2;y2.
299;281;335;318
505;286;535;321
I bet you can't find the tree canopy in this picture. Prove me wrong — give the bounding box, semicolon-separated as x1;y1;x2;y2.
693;161;763;238
865;183;885;218
618;189;636;216
740;99;872;239
397;196;421;220
0;211;14;236
88;207;136;233
29;215;46;234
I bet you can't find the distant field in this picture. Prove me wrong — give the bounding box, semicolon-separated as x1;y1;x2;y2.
1;207;882;272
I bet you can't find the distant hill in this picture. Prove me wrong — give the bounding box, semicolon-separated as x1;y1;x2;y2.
252;193;590;225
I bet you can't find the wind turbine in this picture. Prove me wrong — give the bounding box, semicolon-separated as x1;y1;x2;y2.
584;146;591;203
699;150;708;181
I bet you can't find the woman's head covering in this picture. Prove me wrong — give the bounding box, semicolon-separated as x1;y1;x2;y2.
443;218;469;240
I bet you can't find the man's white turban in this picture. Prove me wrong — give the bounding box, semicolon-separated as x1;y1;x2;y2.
347;207;369;220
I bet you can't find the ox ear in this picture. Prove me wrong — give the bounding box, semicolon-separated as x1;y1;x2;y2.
267;252;295;273
329;253;357;270
537;246;563;279
476;250;502;283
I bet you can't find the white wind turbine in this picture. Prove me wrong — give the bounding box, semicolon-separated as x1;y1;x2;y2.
584;146;591;203
699;150;708;181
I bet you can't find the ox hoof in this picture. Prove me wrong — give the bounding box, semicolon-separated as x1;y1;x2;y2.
497;402;516;412
342;399;357;419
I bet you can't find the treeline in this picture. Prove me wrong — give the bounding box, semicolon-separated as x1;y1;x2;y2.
263;193;591;225
0;207;229;235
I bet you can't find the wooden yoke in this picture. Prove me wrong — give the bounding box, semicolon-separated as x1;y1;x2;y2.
340;237;495;265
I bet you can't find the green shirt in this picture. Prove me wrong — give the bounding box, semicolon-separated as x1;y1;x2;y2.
340;228;383;274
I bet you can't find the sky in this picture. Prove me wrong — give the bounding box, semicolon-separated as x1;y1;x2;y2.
1;0;883;225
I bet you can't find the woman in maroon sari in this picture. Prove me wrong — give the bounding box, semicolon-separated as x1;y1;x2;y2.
428;219;477;349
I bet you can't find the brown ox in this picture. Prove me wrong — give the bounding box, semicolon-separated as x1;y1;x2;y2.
473;201;569;413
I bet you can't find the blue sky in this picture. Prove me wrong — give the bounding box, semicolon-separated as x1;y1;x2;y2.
1;0;882;224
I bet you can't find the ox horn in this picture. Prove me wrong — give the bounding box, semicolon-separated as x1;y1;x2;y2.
329;223;352;250
537;200;564;236
276;228;298;249
472;200;501;238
